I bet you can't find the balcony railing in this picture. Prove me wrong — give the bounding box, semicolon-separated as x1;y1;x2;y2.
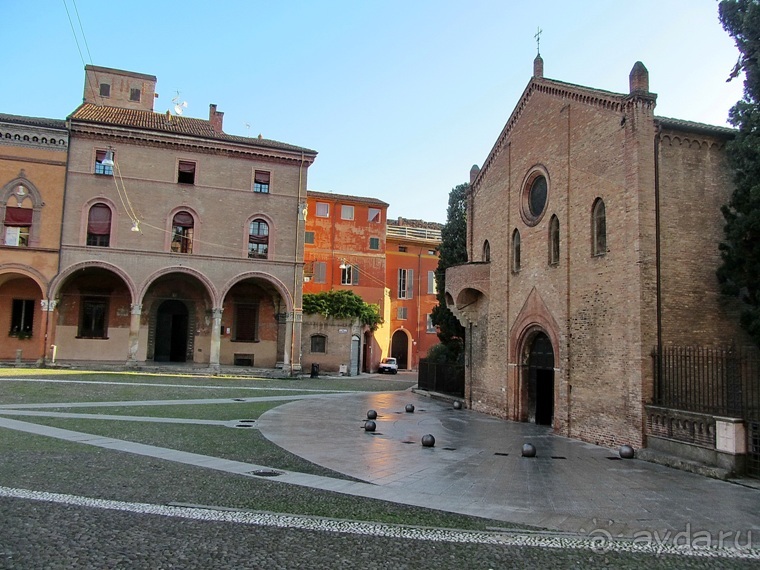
386;225;441;241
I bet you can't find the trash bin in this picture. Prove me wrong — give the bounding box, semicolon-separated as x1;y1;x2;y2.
310;363;319;378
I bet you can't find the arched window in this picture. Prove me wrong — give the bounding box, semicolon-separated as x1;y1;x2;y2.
86;203;112;247
248;219;269;259
482;240;491;262
512;229;521;272
592;198;607;256
171;211;194;253
549;215;560;265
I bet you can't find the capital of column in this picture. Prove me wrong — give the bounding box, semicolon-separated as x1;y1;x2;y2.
40;299;58;312
131;304;143;316
212;307;224;319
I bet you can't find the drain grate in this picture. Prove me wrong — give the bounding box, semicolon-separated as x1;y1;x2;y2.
607;457;622;461
402;441;415;444
250;469;283;477
369;432;383;436
442;447;457;451
551;456;567;459
494;452;509;456
235;424;255;428
232;398;246;402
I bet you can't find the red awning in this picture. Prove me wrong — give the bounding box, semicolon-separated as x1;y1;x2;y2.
4;207;33;226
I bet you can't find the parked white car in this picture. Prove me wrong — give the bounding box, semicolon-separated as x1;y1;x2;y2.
378;357;398;374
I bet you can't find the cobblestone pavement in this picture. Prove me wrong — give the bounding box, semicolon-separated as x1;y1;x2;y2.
1;376;760;568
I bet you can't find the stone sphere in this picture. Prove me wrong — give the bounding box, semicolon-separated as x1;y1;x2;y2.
405;404;415;413
522;443;537;457
364;420;376;432
619;444;635;459
367;409;377;420
453;401;463;410
421;434;436;447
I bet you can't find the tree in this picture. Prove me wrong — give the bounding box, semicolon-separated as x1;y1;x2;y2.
429;182;468;362
302;290;382;330
717;0;760;346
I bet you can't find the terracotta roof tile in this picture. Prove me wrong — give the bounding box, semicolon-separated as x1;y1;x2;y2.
307;190;389;207
0;113;66;130
69;104;316;154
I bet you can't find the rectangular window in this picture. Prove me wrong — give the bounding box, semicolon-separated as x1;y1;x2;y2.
177;161;196;184
428;249;436;256
369;237;380;250
314;261;327;284
94;150;114;175
99;83;110;97
341;205;354;220
304;231;315;244
316;202;329;217
79;297;108;338
368;208;381;223
426;314;436;333
428;271;437;294
397;307;408;320
341;264;359;285
254;170;270;193
398;246;407;253
3;207;32;247
311;335;326;353
398;269;414;299
234;304;259;342
130;88;141;102
10;299;34;336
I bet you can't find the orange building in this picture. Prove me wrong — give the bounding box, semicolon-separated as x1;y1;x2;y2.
0;114;68;362
303;191;441;372
386;218;442;370
303;191;388;371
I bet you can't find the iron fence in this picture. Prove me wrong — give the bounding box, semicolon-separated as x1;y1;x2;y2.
652;345;760;477
417;359;464;397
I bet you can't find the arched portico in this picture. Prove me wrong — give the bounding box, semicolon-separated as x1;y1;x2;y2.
0;266;48;361
219;272;297;370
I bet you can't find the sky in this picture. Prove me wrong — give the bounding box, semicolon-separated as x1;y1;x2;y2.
2;1;745;223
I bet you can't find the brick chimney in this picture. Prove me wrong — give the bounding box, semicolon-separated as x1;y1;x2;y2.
470;164;480;185
209;104;224;133
629;61;649;95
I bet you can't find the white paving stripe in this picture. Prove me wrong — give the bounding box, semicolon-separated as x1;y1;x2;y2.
0;486;758;559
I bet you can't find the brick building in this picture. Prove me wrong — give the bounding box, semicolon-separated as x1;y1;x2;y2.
303;191;389;373
446;57;749;449
0;114;68;362
49;65;316;370
386;217;442;370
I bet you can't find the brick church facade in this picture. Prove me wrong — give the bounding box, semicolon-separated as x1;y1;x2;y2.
446;57;749;448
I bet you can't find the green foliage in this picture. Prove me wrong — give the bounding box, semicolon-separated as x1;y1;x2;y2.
425;339;465;364
302;290;382;330
718;0;760;346
430;183;468;354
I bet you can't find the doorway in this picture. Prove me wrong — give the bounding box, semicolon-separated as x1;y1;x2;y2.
527;332;554;425
154;300;189;362
391;330;408;370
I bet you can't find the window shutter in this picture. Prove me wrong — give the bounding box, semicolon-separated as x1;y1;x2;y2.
406;269;414;299
352;264;360;285
315;261;326;283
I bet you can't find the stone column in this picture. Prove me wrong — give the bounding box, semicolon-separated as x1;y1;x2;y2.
209;307;223;371
40;299;58;365
126;304;142;368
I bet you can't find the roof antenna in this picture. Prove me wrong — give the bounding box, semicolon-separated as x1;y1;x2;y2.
171;91;188;115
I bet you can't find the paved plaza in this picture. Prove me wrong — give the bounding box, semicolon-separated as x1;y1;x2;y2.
1;372;759;567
